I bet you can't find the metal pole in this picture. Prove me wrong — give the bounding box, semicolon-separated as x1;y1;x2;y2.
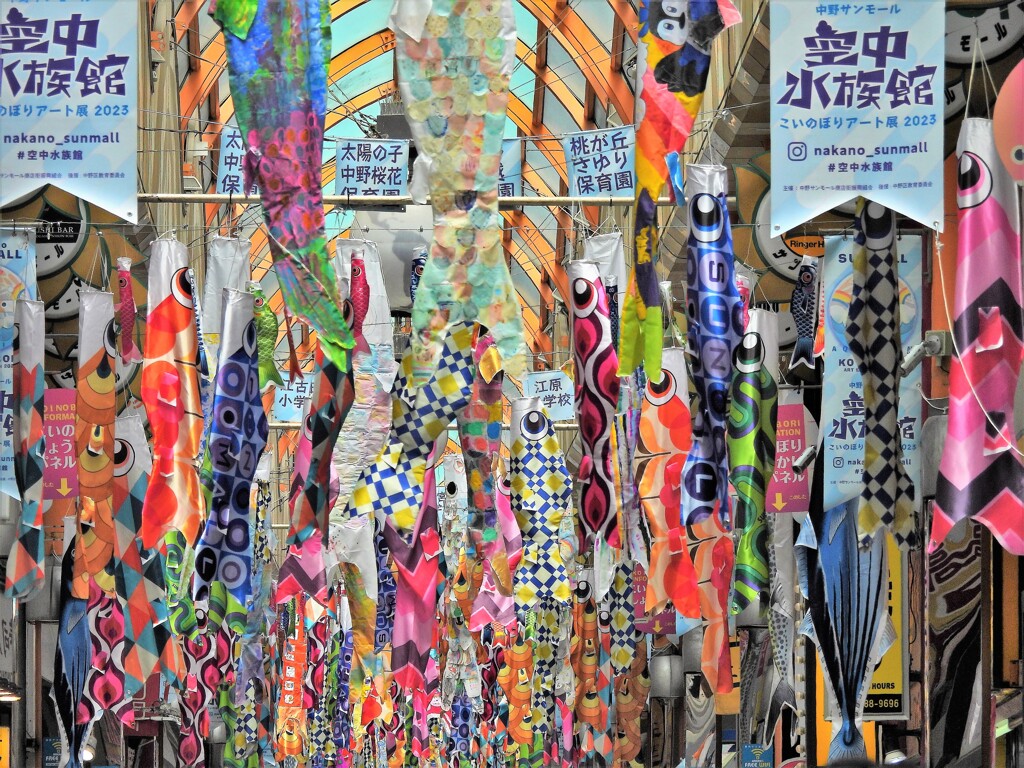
13;603;26;768
981;525;994;767
135;192;737;208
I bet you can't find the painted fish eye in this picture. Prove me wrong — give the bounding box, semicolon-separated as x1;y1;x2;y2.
342;298;354;328
798;265;816;285
572;277;598;317
118;275;129;289
171;268;194;308
646;370;677;405
1014;145;1024;166
733;332;764;375
103;318;118;358
957;151;992;209
575;578;592;601
689;193;725;243
351;263;364;279
520;409;549;441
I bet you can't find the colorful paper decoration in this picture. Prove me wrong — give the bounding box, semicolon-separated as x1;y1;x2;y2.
932;117;1024;555
193;289;269;632
212;0;354;365
74;290;117;597
624;0;742;381
393;0;527;382
5;299;46;600
845;200;916;548
568;261;623;550
728;309;779;614
140;238;203;549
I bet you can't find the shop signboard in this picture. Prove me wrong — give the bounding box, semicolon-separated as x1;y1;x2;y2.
821;234;922;512
766;392;815;514
742;745;774;768
42;388;78;501
0;1;139;221
561;126;635;198
0;228;37;499
335;138;410;197
770;0;944;234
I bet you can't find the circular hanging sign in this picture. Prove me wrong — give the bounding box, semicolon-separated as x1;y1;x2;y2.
993;59;1024;183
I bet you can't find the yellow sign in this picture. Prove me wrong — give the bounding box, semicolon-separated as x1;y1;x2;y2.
865;535;907;717
0;725;10;767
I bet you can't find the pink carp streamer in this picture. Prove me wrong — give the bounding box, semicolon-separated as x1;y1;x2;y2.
115;258;141;364
932;117;1024;554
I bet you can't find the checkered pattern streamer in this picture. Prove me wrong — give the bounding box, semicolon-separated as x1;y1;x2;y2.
845;200;916;547
349;322;480;534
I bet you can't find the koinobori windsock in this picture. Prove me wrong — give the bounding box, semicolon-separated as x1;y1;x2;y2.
932;117;1024;555
623;0;741;381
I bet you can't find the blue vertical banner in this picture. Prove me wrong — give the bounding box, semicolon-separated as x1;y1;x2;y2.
0;1;138;221
334;138;410;196
821;234;922;511
0;228;38;500
216;123;258;196
498;139;522;197
561;126;636;197
770;1;944;234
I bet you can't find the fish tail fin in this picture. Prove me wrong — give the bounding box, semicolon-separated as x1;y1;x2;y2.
766;680;797;740
789;338;815;373
828;721;867;763
354;333;371;356
260;359;285;391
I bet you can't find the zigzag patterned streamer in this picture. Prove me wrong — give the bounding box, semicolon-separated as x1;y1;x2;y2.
140;238;203;549
728;309;778;614
212;0;354;366
384;470;441;694
6;299;46;600
846;200;916;548
568;260;622;549
74;290;117;597
111;414;162;698
193;289;269;632
932;117;1024;554
278;340;353;606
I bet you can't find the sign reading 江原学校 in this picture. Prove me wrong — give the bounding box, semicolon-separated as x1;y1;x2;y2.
0;1;138;221
770;0;944;234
